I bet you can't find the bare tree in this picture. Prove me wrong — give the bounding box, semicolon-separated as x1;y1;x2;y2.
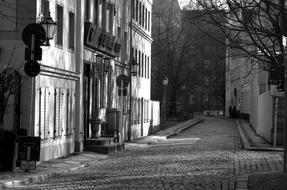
184;0;286;69
152;0;194;115
0;44;22;129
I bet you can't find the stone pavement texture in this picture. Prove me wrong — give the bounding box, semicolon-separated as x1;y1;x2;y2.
0;118;201;189
10;117;241;189
0;117;285;190
0;152;108;189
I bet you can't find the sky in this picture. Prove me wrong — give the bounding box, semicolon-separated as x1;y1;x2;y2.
178;0;191;9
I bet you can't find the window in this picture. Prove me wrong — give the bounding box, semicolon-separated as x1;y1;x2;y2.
85;0;90;21
102;0;107;30
148;11;150;31
98;0;102;27
56;5;63;45
203;60;210;69
94;0;98;24
135;49;138;76
41;0;50;17
147;56;149;78
139;2;141;25
132;47;134;59
204;46;210;54
136;0;138;22
204;95;209;104
142;5;144;27
117;27;121;39
145;8;147;30
144;55;147;78
69;12;75;49
54;88;64;137
138;51;141;76
204;77;210;86
107;3;114;33
121;31;127;61
66;89;75;135
106;4;110;32
190;94;195;104
132;0;135;19
39;87;50;139
141;53;144;77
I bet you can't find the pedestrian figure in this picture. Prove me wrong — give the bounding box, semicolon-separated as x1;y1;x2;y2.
233;106;237;118
228;105;232;118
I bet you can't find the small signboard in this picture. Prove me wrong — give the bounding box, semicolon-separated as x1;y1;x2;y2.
20;160;36;170
18;136;41;162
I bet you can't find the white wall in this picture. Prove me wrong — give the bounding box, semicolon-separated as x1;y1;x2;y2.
257;92;273;141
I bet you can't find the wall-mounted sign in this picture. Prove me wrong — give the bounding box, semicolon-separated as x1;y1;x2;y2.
84;22;121;57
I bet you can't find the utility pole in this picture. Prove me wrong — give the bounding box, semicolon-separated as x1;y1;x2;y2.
280;0;287;173
128;0;134;141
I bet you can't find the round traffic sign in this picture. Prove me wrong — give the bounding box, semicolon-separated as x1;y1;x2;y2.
22;23;46;47
116;74;129;88
24;60;41;77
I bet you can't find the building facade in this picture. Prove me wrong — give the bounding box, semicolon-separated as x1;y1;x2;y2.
151;0;182;117
225;3;282;144
0;0;159;163
180;10;226;115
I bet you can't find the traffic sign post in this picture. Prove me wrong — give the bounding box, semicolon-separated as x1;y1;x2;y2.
22;23;46;78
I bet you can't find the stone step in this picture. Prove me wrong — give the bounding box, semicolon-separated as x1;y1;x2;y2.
85;137;116;146
84;143;124;154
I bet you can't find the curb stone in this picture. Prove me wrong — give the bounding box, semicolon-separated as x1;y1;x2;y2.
0;158;106;189
0;118;203;189
0;166;81;189
166;118;203;138
235;120;283;152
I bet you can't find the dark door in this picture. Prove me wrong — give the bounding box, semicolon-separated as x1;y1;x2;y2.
83;63;90;143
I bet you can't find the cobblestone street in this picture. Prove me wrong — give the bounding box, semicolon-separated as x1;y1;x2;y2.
14;117;283;190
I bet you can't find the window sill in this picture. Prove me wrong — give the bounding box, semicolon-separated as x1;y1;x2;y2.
68;47;75;53
65;134;73;137
55;43;63;49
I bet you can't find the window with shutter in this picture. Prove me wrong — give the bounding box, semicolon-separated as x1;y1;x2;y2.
39;87;50;139
54;88;64;137
70;89;76;134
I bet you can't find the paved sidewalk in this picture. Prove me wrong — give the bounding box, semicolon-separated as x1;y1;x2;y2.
0;152;108;189
234;119;285;190
235;119;283;151
128;117;202;145
0;117;202;189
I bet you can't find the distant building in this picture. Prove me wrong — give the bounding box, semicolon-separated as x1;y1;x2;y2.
151;0;182;116
225;4;282;144
180;10;226;115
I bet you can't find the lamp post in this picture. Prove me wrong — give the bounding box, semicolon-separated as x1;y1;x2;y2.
162;76;168;121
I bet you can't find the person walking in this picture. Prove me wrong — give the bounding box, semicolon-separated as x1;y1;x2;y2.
228;105;232;118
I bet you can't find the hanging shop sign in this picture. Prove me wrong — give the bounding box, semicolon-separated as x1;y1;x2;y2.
84;22;121;57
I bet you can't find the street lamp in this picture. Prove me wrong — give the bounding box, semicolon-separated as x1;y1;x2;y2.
40;12;57;46
162;76;168;120
131;58;138;76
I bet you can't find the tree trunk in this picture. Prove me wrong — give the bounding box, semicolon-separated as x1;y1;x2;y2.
0;114;3;129
169;87;177;117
